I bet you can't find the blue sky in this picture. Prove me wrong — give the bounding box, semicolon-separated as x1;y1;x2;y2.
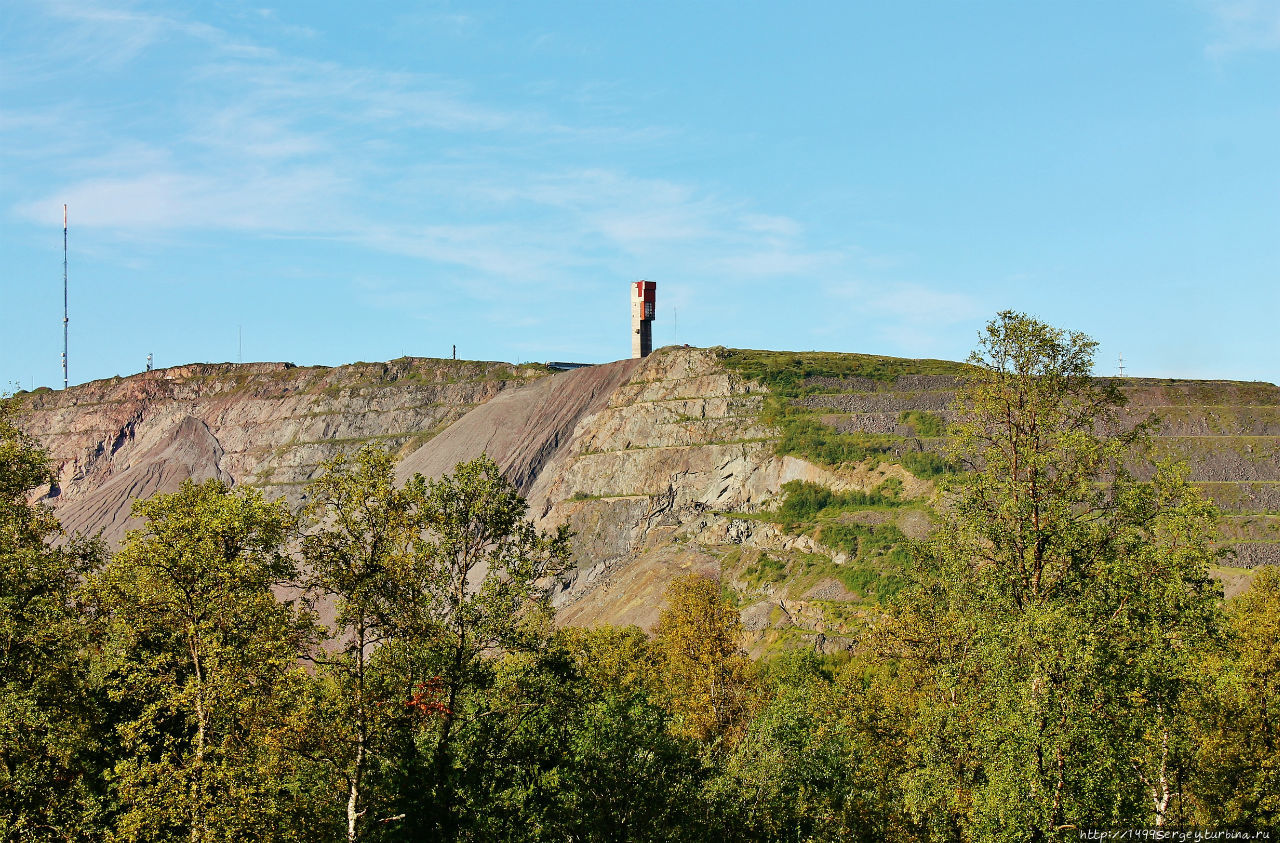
3;0;1278;388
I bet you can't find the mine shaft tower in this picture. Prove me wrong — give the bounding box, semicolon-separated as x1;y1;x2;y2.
631;280;656;358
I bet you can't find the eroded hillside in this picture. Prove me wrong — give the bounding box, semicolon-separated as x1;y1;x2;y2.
18;358;550;543
16;347;1279;652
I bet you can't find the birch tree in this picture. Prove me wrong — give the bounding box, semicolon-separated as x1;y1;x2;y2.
95;479;312;842
654;573;753;745
298;447;430;842
299;450;570;840
886;312;1222;839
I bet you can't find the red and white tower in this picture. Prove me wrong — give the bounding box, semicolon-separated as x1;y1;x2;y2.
631;280;656;358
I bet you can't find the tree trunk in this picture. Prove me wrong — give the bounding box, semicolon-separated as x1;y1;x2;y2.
1152;720;1171;827
347;627;368;843
190;632;208;843
347;737;364;843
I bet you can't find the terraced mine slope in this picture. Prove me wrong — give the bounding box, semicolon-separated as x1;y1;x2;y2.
18;358;550;543
16;347;1279;652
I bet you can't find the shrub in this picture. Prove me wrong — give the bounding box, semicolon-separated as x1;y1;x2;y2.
776;480;903;523
742;554;788;588
898;410;947;437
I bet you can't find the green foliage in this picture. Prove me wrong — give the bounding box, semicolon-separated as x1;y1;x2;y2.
820;523;912;601
550;688;706;841
716;347;971;394
898;410;947;437
819;522;909;559
708;654;916;841
886;311;1225;836
731;481;918;603
457;633;706;842
557;625;662;699
899;449;952;478
93;478;316;842
741;553;787;588
717;348;960;478
402;456;573;838
746;386;956;479
297;446;434;841
299;449;571;841
770;405;902;467
1190;563;1280;827
775;479;903;523
654;574;755;745
5;323;1270;838
0;398;110;838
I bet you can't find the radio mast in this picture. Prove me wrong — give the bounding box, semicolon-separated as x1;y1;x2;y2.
62;205;69;390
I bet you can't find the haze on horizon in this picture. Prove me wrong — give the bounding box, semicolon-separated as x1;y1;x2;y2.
2;0;1277;388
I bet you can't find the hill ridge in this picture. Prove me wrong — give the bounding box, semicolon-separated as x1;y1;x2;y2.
16;345;1279;645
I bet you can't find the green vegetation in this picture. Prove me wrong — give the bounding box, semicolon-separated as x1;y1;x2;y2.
94;480;307;838
766;400;952;476
653;573;754;743
820;521;908;561
899;449;952;478
0;397;107;835
832;562;908;602
715;347;971;392
4;318;1278;839
775;478;903;522
717;348;958;479
724;480;917;603
1191;563;1280;825
771;407;899;465
897;409;947;437
821;522;912;601
887;311;1228;834
740;553;787;588
731;536;912;604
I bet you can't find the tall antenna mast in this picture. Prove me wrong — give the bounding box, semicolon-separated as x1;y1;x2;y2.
62;204;69;390
1118;352;1125;377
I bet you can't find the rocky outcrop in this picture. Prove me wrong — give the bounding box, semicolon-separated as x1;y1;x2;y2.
16;346;1280;643
20;358;547;544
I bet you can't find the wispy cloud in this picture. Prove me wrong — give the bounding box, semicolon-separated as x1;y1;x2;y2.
5;0;860;322
1202;0;1280;54
17;168;353;231
36;0;265;68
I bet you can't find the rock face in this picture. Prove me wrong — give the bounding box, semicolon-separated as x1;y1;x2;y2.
53;415;233;541
16;347;1280;645
394;357;646;494
20;358;549;544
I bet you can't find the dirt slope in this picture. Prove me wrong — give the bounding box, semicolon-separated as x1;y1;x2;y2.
395;358;644;492
53;415;233;542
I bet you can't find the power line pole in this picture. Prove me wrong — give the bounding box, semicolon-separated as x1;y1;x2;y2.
62;204;69;390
